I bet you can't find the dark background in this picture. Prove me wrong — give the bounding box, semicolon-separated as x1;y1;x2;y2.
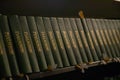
0;0;120;18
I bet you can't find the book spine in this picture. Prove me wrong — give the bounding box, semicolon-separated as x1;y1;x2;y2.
19;16;40;72
113;20;120;55
42;17;63;68
8;15;32;73
86;18;102;60
101;19;117;59
26;16;48;71
107;20;120;58
0;15;20;75
96;19;112;59
81;18;99;61
113;20;120;43
64;18;83;64
113;19;120;53
35;17;56;70
50;17;70;67
0;19;12;77
115;20;120;41
91;19;108;60
75;18;93;63
57;18;77;65
69;18;88;63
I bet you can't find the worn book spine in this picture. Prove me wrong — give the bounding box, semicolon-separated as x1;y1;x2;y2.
114;20;120;41
101;19;117;59
115;20;120;42
86;18;102;60
113;20;120;48
107;19;120;58
91;19;109;60
104;19;117;58
75;18;93;63
80;18;99;61
96;19;113;59
69;18;88;63
113;20;120;55
57;18;77;65
42;17;63;68
8;15;32;73
35;16;56;70
0;16;12;77
19;16;40;72
64;18;83;64
0;15;20;75
26;16;48;71
50;17;70;67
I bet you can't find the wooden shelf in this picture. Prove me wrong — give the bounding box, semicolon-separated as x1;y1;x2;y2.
5;60;119;80
25;60;114;79
27;66;75;79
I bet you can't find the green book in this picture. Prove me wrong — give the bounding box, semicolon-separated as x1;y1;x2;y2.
76;18;94;63
107;19;120;58
8;15;32;73
0;15;20;75
0;15;11;77
50;17;70;67
80;18;99;61
42;17;63;68
112;20;120;55
91;19;109;61
57;18;77;65
96;19;113;59
64;18;83;64
112;19;120;52
101;19;117;59
113;20;120;43
26;16;48;71
109;77;114;80
104;77;109;80
19;16;40;72
69;18;88;63
104;19;119;58
86;18;102;60
115;20;120;41
35;16;56;70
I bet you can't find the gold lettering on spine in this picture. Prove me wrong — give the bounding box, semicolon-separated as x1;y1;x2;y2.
91;30;98;46
15;31;24;53
80;30;88;48
69;31;77;48
116;30;120;42
87;32;94;49
75;31;82;48
100;30;107;45
0;43;3;54
24;32;33;53
55;31;64;49
48;31;57;50
62;31;71;48
104;30;111;45
4;32;14;54
113;29;119;44
108;30;115;45
116;30;120;35
96;30;103;45
33;32;41;52
41;32;49;51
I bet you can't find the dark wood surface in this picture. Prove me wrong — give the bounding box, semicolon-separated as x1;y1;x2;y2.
8;60;120;80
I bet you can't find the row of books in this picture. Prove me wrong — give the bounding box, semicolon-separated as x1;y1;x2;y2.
0;14;120;77
104;76;120;80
